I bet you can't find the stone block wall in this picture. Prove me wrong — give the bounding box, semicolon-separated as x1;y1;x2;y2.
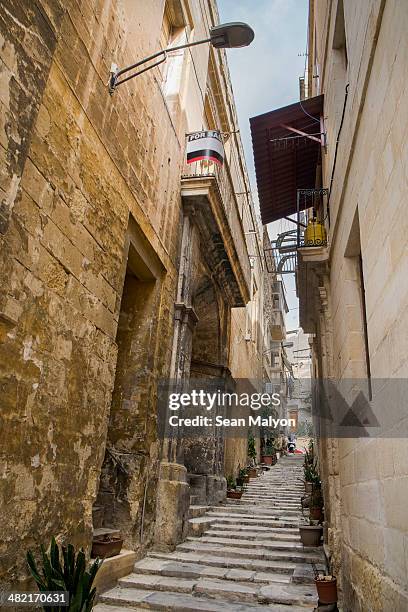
0;0;265;588
309;0;408;609
0;0;185;588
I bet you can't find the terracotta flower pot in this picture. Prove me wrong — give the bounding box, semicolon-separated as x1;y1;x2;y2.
299;525;322;547
315;577;338;604
227;489;243;499
91;537;123;559
248;468;257;478
261;455;273;465
243;475;250;483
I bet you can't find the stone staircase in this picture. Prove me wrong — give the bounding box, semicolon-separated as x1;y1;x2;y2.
95;455;325;611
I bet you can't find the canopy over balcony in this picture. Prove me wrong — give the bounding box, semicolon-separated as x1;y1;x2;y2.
250;95;324;225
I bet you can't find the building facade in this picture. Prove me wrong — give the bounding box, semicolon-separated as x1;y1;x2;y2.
305;1;408;610
250;0;408;610
0;0;287;591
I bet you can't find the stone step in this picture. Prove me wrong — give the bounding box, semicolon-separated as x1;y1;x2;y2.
207;513;300;528
209;522;299;534
189;505;209;519
210;506;302;516
186;536;307;552
225;494;302;499
242;491;303;497
133;557;291;584
188;516;215;536
208;527;301;540
148;550;299;574
176;541;323;565
225;504;302;511
242;492;303;497
96;589;313;611
222;507;302;517
104;575;317;608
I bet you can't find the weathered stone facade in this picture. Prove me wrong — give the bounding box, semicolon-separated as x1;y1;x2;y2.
0;0;279;592
302;1;408;610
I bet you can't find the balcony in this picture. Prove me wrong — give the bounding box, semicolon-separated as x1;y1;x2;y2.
181;159;251;306
296;189;329;263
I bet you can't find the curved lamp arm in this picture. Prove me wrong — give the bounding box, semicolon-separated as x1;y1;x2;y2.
108;22;254;95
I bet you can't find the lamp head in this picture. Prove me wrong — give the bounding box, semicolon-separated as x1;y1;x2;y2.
210;22;255;49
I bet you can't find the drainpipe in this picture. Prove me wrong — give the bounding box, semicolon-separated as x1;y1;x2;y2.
245;257;255;340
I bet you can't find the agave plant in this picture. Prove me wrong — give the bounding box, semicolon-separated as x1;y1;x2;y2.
27;537;102;612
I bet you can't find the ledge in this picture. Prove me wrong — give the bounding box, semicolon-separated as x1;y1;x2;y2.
181;174;251;306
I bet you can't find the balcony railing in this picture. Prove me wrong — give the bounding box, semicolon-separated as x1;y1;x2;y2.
181;159;251;291
264;188;329;274
296;188;329;248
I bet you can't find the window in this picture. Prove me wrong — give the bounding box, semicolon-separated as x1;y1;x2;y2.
160;1;190;99
332;0;348;124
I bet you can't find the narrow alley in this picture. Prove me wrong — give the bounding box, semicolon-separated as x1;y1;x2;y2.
1;1;407;610
95;456;325;611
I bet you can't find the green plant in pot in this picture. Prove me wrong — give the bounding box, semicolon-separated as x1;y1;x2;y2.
309;484;324;522
236;464;245;487
226;474;236;490
239;467;249;484
248;433;257;463
299;494;323;547
261;439;277;465
27;536;102;611
226;474;243;499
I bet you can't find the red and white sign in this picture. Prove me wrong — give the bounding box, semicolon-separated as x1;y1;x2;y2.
186;130;224;166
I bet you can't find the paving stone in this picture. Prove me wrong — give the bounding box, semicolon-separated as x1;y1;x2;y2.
225;568;256;581
253;571;291;583
199;566;228;578
160;561;204;579
99;587;153;606
195;578;258;602
119;573;161;588
259;582;317;606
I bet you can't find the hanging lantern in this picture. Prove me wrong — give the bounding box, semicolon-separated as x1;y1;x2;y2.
304;218;327;246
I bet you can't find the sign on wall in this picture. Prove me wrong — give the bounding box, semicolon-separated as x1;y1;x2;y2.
186;130;224;166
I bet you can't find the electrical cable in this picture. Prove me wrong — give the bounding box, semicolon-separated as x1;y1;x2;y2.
299;31;320;124
327;83;350;205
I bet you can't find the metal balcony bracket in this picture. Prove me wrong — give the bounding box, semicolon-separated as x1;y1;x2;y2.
280;123;325;146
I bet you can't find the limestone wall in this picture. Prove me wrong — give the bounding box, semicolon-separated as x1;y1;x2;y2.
308;0;408;609
0;0;263;589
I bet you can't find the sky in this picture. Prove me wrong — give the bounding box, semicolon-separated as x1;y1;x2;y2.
218;0;309;330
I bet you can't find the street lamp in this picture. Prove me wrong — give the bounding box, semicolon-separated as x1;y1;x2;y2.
108;22;254;94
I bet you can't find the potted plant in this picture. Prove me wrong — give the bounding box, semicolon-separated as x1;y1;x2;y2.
236;465;248;486
299;498;323;546
27;536;102;610
247;433;258;476
309;485;324;522
299;520;323;547
91;533;124;559
261;440;277;465
226;475;243;499
238;467;249;484
303;441;317;493
312;563;338;605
